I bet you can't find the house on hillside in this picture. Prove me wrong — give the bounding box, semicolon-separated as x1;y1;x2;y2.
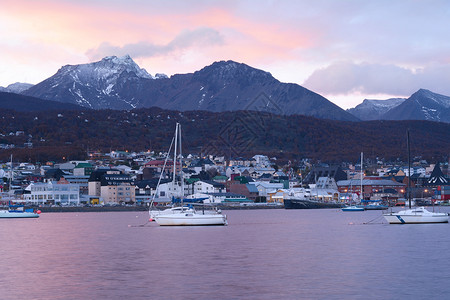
73;163;94;176
303;165;347;184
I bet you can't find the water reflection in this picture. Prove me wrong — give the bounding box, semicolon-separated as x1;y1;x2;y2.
1;208;450;299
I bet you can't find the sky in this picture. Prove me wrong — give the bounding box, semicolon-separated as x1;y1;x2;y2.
1;0;450;109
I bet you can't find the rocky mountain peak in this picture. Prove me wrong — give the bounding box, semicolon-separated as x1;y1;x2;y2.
193;60;275;84
56;55;153;81
0;82;34;93
411;89;450;108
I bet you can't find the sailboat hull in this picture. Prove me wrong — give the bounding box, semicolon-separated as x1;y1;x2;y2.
383;207;449;224
0;210;39;218
155;214;227;226
342;206;364;212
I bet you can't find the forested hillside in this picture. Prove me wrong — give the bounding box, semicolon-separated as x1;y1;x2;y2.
0;107;448;163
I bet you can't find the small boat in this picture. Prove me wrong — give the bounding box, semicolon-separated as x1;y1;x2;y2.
359;200;389;210
383;207;448;224
341;205;365;212
0;205;40;218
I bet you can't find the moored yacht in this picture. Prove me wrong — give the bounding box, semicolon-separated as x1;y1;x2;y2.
148;123;227;226
384;130;448;224
383;207;448;224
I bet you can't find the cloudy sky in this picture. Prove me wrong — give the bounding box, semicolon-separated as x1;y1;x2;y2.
1;0;449;108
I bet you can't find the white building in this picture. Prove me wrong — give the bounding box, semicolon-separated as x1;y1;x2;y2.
194;180;225;194
24;182;80;205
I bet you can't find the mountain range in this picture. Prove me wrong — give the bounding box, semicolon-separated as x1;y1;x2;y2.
1;55;449;123
20;55;357;121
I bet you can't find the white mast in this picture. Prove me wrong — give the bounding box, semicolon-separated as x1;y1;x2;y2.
360;152;363;203
9;154;13;193
179;123;184;197
172;123;178;197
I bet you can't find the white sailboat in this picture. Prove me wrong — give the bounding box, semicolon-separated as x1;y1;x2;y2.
149;123;227;226
383;206;448;224
383;130;448;224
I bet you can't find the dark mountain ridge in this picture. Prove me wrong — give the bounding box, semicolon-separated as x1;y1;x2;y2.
0;92;86;112
0;107;448;163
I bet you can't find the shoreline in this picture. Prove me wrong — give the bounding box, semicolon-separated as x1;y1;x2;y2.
7;204;286;213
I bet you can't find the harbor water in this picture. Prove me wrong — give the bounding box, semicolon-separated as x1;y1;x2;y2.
1;208;450;299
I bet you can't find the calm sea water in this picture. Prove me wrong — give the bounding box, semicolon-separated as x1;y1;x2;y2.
1;207;450;300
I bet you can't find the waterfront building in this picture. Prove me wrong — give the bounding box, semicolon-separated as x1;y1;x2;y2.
228;182;259;202
23;181;80;205
100;173;135;204
88;168;135;204
249;182;284;197
63;175;90;195
337;178;405;200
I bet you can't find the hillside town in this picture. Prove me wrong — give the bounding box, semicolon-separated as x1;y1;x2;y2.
1;150;449;208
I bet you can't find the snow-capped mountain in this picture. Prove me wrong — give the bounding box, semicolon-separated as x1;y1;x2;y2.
0;82;34;93
22;57;358;121
23;55;162;109
347;98;405;120
382;89;450;123
348;89;450;123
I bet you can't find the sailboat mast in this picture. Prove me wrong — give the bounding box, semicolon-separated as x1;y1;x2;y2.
173;123;178;197
360;152;363;202
179;124;184;198
407;129;411;209
9;154;13;192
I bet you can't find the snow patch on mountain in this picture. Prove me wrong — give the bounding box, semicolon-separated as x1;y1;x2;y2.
347;98;405;120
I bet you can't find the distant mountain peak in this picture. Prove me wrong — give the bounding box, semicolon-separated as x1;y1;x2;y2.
411;88;450;109
57;55;153;80
382;89;450;122
347;98;405;120
0;82;34;93
194;60;275;84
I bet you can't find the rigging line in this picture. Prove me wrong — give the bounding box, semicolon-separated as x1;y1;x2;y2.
149;135;175;208
363;214;384;224
129;219;152;227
